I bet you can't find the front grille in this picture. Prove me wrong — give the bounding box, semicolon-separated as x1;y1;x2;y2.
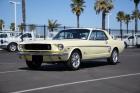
24;44;51;50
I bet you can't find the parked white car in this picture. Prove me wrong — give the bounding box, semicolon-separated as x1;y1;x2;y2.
120;34;140;48
0;31;36;52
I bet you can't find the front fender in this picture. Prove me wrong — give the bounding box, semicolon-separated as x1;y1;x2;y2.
64;46;82;60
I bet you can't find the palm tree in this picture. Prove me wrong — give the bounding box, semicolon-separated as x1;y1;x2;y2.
116;11;125;40
94;0;113;30
132;0;140;9
22;0;26;30
71;0;85;28
131;0;140;33
29;24;36;31
47;19;61;32
10;23;15;31
0;19;4;31
132;10;140;33
124;14;131;33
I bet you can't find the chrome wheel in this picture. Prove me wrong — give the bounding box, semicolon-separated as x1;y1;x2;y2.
112;51;118;63
67;51;81;70
107;49;119;65
71;52;80;68
8;43;17;52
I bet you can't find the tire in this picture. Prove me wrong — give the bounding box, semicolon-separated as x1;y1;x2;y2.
107;49;119;65
26;60;42;69
124;42;128;48
136;44;140;48
67;50;81;70
26;55;43;69
8;43;17;52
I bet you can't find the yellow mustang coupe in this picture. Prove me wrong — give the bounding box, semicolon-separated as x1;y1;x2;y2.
18;28;125;70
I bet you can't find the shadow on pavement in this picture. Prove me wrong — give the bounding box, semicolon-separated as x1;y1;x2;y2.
19;61;114;71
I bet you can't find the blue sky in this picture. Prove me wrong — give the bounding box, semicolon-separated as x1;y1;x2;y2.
0;0;140;30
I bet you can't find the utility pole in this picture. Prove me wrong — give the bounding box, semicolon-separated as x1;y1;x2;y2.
22;0;26;31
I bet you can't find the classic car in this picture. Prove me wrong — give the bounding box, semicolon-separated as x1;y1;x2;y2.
18;28;125;70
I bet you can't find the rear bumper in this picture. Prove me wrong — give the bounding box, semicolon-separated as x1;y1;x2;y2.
18;51;69;62
0;45;7;49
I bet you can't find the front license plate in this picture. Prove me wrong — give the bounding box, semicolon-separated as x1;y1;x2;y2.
32;55;43;62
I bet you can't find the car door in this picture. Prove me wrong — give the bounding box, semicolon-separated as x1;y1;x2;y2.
128;36;135;46
87;30;109;59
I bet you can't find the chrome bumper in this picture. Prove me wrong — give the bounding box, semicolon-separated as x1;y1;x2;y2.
18;51;68;56
18;51;69;62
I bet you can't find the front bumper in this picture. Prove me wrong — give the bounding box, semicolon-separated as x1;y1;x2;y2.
18;51;69;62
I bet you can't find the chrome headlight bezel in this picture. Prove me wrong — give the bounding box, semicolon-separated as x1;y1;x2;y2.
58;44;64;51
18;44;24;51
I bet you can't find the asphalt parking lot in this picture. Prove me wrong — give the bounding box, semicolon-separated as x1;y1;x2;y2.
0;48;140;93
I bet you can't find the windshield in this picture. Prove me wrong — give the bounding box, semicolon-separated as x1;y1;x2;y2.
53;29;90;40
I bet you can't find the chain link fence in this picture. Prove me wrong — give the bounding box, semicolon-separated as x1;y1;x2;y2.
1;24;140;39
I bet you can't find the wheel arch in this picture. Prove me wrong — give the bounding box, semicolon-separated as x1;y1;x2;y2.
69;48;82;59
8;42;18;46
112;47;119;53
124;41;128;48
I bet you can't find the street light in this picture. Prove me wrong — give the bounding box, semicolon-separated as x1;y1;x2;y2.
9;1;20;31
106;12;111;33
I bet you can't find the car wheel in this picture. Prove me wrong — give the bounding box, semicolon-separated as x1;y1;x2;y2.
26;60;42;69
8;43;17;52
124;42;127;48
136;44;140;48
67;51;81;70
107;49;119;65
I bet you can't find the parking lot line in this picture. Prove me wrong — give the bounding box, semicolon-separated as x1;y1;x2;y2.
11;72;140;93
0;70;25;74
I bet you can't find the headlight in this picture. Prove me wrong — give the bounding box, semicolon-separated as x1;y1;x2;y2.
58;44;64;50
18;44;23;51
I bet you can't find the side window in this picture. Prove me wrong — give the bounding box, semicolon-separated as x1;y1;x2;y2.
89;30;108;40
96;31;108;40
0;34;7;38
27;33;32;38
128;36;134;39
21;33;32;39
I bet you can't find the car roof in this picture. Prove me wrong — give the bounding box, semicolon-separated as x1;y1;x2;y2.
65;28;106;32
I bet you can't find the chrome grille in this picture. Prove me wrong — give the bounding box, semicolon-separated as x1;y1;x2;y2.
24;44;51;50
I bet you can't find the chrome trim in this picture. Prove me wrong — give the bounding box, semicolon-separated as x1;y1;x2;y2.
68;45;111;48
18;52;68;56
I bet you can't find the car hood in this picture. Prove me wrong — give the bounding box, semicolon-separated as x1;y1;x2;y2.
20;39;88;46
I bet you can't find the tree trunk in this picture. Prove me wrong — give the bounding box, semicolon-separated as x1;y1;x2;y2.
77;14;80;28
102;12;106;30
127;23;129;34
120;22;123;40
135;4;138;33
22;0;26;31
